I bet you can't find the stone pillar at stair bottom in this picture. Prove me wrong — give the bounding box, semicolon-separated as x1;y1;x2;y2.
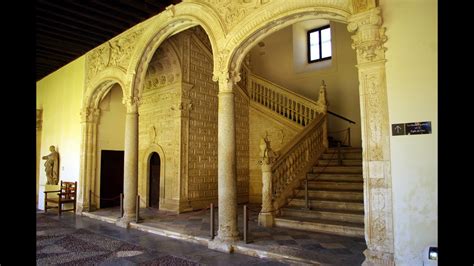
258;137;276;227
117;100;139;228
208;76;240;253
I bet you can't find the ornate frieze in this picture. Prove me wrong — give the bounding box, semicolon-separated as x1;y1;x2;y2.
200;0;271;31
86;29;144;86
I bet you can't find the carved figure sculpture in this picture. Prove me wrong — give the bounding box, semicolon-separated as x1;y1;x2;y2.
42;145;59;185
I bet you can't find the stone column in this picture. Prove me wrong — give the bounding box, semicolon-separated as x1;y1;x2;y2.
117;97;139;227
77;107;100;213
208;75;239;253
258;138;276;227
348;6;394;266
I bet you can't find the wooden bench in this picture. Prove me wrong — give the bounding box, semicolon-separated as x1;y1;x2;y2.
44;181;77;216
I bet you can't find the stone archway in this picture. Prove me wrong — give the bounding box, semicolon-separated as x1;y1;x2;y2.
221;3;394;266
77;75;127;214
141;144;166;209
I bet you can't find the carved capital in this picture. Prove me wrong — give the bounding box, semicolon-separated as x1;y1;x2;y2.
214;69;241;93
348;8;387;63
80;107;100;123
36;109;43;129
123;96;140;113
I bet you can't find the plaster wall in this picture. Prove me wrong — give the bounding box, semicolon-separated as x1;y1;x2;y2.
379;0;438;265
95;84;126;207
250;21;361;147
36;56;86;210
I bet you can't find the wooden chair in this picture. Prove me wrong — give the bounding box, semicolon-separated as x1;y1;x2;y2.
44;181;77;216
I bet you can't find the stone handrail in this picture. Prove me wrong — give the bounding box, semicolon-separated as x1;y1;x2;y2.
249;73;326;127
271;113;327;209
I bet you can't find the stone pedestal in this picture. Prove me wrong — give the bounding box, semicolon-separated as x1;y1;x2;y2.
38;184;60;210
258;212;274;227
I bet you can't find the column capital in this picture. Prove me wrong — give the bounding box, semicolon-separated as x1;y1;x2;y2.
348;7;387;63
122;96;140;113
213;70;241;93
80;107;100;123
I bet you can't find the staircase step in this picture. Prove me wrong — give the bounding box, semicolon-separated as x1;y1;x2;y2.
321;153;362;160
317;159;362;166
288;198;364;212
306;181;363;190
307;173;363;182
295;189;363;201
281;207;364;223
312;166;362;174
326;147;362;153
274;216;364;237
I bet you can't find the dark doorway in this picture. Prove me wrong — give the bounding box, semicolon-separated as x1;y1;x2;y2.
149;152;161;208
100;150;124;208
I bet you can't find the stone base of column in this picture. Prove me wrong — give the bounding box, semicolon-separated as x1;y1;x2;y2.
258;212;274;227
208;238;237;253
362;249;394;266
116;215;136;229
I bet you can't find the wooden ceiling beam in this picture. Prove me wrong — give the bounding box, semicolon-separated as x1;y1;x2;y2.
36;20;109;42
36;7;121;35
37;27;103;47
92;0;148;21
38;1;130;30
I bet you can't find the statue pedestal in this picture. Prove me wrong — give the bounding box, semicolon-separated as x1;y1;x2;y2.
37;184;60;210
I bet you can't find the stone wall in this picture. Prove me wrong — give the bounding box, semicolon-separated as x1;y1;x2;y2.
138;40;182;211
138;26;250;211
186;32;219;209
235;88;250;203
248;106;299;203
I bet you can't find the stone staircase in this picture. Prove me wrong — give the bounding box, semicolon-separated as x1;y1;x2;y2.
274;147;364;238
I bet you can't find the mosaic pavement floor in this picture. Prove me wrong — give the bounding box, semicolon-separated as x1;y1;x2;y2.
36;211;286;265
80;204;366;265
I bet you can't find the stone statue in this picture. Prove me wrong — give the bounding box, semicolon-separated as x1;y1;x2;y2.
42;145;59;185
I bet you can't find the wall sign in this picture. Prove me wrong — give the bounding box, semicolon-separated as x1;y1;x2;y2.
392;121;431;136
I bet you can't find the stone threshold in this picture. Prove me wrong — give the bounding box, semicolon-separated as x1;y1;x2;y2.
81;211;324;265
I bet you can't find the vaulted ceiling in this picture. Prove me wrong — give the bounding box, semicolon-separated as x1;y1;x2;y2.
36;0;181;81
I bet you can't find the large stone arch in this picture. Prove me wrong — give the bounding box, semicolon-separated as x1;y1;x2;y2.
77;70;127;215
220;2;394;265
84;67;128;109
127;2;224;101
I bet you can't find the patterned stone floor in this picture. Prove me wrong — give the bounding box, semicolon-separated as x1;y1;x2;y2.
83;204;367;265
37;211;286;265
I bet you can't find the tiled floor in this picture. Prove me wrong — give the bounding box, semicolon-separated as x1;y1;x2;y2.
82;204;367;265
37;211;286;265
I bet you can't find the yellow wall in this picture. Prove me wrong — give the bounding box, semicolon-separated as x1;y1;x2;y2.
36;56;85;209
95;84;126;207
250;21;361;147
380;0;438;264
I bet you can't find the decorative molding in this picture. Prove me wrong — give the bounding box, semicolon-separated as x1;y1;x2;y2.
80;107;100;123
351;0;376;14
200;0;271;31
123;96;140;113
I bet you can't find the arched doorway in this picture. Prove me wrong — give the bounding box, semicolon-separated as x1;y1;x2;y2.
149;152;161;208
